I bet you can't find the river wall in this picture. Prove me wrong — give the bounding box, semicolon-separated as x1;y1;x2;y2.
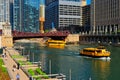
65;34;79;44
79;35;120;46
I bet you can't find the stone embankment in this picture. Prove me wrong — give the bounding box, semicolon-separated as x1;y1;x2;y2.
65;34;79;44
15;38;47;46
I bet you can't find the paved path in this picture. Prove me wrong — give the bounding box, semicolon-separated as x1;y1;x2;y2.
2;48;29;80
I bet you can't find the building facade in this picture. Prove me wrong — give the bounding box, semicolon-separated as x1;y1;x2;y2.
0;0;10;23
82;5;90;32
91;0;120;34
45;0;83;30
13;0;40;32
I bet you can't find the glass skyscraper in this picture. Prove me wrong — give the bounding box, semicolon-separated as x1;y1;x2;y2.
45;0;82;30
13;0;40;32
0;0;10;22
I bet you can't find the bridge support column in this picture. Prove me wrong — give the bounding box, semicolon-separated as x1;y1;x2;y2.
100;26;103;35
118;24;120;32
99;26;102;34
109;25;112;35
95;26;97;35
114;25;118;35
102;26;104;35
105;26;108;35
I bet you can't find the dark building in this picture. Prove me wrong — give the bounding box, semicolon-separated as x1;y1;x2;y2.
91;0;120;34
82;5;90;32
10;0;13;30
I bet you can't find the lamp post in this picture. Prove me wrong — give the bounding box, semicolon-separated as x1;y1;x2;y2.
30;46;34;63
69;69;71;80
32;53;34;63
49;60;51;75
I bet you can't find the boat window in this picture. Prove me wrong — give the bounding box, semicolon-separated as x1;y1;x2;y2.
96;50;101;53
48;42;63;44
83;49;95;52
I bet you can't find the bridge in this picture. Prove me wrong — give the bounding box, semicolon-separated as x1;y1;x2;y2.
12;30;70;40
12;30;120;44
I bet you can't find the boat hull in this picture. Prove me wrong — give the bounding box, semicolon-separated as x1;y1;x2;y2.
80;53;110;58
47;44;65;48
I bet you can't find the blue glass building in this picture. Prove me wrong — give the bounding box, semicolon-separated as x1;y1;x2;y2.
13;0;40;32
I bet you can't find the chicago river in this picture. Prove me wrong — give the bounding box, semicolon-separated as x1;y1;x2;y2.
15;42;120;80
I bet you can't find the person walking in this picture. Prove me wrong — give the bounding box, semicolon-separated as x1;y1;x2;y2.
17;62;20;70
12;64;16;72
16;73;20;80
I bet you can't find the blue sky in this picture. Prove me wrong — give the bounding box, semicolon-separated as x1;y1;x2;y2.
41;0;91;5
87;0;91;5
40;0;45;5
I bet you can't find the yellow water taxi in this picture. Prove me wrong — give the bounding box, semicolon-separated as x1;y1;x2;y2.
80;46;110;58
46;39;66;48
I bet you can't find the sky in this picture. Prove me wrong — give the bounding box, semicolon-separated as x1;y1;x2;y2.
40;0;45;5
87;0;91;5
40;0;91;5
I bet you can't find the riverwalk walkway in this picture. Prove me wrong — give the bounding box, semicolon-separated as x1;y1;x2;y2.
2;47;65;80
2;47;29;80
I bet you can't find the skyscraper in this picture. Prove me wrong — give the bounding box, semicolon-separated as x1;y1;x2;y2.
82;4;90;32
45;0;84;30
0;0;10;22
91;0;119;34
13;0;40;32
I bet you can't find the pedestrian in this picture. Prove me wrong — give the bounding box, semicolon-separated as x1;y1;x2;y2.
12;64;16;72
16;73;20;80
2;53;5;58
4;52;6;57
17;62;20;70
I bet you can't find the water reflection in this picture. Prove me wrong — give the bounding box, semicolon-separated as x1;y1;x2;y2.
92;59;110;80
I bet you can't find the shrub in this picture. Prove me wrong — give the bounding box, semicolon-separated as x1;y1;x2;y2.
12;55;24;58
0;58;7;73
28;69;35;76
35;68;49;79
18;61;32;65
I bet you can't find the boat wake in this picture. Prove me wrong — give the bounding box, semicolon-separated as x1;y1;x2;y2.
81;56;111;61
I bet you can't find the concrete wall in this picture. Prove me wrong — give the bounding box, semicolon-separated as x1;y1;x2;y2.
2;36;13;47
66;34;79;43
1;22;13;48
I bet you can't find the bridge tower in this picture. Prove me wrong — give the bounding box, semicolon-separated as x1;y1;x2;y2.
1;22;13;48
39;0;45;33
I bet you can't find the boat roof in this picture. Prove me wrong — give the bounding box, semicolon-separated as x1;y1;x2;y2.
47;39;66;43
83;48;102;51
83;48;97;50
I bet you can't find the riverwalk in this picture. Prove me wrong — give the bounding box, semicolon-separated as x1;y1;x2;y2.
2;48;29;80
2;47;65;80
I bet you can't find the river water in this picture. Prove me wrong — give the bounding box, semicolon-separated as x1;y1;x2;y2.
14;42;120;80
